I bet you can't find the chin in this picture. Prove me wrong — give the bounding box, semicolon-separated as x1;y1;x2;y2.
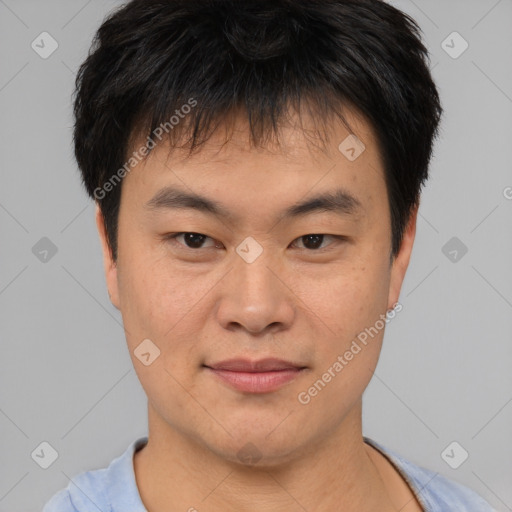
198;420;311;469
215;439;304;469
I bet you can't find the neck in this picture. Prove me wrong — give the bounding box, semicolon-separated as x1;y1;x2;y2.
134;401;399;512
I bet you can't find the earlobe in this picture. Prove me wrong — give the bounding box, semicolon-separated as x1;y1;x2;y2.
387;203;419;310
95;203;121;310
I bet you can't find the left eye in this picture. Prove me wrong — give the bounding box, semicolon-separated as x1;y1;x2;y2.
165;232;341;251
291;234;338;250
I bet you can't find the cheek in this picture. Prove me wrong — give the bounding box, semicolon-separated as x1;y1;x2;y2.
116;238;174;342
294;255;390;344
116;242;220;372
116;258;207;410
295;264;391;416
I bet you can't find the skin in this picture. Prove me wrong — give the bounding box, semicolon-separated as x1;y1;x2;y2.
96;106;422;512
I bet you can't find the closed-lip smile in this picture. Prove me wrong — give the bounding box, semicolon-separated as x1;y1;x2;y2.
204;358;307;393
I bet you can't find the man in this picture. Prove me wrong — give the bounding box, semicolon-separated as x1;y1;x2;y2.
43;0;496;510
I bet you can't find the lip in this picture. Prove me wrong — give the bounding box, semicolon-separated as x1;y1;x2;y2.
204;358;307;393
207;358;304;372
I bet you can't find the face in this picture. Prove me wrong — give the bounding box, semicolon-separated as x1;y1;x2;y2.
97;106;417;466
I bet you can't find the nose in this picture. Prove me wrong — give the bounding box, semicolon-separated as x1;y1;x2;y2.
215;250;296;336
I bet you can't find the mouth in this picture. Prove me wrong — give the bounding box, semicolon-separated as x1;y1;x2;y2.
203;358;308;394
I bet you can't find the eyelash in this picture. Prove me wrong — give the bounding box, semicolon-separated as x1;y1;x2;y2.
163;232;347;252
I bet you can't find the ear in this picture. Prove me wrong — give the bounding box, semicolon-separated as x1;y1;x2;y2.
95;203;121;310
387;203;419;310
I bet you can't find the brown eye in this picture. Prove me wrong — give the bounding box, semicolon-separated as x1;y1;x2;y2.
292;234;337;250
167;232;218;249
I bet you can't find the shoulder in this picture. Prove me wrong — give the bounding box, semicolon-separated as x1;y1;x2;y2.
364;437;497;512
42;467;111;512
42;488;77;512
42;437;148;512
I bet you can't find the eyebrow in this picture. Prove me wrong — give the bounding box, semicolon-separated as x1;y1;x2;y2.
144;185;363;222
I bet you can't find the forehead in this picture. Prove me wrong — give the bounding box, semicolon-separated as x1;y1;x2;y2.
122;106;387;224
136;105;378;169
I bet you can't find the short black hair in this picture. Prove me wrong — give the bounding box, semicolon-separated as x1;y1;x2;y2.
73;0;442;262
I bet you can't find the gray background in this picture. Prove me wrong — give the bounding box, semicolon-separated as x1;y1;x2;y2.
0;0;511;510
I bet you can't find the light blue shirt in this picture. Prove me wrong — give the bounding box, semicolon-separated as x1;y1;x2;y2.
42;436;496;511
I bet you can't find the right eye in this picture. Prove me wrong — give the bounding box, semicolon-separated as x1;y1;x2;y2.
163;232;221;250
